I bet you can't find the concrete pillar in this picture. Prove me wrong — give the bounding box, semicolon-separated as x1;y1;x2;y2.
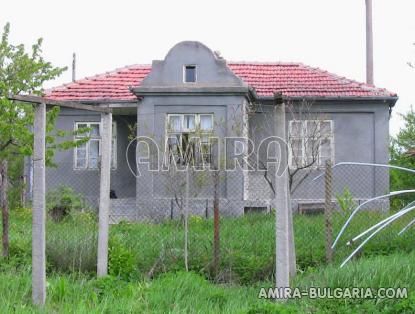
97;112;112;277
32;103;46;305
366;0;374;84
274;102;290;298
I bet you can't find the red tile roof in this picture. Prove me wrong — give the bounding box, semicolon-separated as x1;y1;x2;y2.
45;62;396;101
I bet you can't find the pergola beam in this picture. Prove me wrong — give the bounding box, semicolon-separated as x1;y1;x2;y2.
7;94;111;113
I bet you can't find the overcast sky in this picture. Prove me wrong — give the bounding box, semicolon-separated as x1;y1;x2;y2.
2;0;414;135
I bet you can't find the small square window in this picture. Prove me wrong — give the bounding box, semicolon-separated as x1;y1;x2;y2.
184;65;196;83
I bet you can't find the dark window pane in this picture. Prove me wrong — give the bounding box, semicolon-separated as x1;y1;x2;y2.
185;65;196;82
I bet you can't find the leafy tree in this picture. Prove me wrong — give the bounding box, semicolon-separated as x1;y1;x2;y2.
0;22;86;257
390;107;415;209
0;22;68;160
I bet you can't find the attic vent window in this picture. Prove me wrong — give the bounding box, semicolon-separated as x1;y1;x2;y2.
184;65;197;83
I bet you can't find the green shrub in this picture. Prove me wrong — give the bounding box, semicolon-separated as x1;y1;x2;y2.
108;236;137;280
13;206;32;221
46;185;92;222
336;186;357;214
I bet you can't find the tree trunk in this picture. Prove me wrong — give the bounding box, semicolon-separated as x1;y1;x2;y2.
184;169;189;272
212;170;220;277
0;160;9;258
287;191;296;277
21;172;27;208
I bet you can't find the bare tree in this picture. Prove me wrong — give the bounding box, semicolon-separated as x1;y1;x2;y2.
286;100;330;195
247;100;328;196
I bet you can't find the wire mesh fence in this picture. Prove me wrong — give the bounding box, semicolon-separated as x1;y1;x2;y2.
297;163;414;267
44;162;99;274
35;158;415;283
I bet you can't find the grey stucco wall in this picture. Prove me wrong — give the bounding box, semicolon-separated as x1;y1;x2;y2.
140;41;246;88
249;100;390;209
45;108;137;208
136;95;248;217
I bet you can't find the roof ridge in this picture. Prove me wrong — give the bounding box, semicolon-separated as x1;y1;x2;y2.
228;61;302;66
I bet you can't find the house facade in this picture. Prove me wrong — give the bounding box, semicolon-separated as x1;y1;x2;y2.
40;41;397;222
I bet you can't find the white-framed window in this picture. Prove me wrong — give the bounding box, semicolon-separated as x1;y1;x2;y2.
288;120;334;168
183;65;197;83
165;113;213;166
74;121;117;170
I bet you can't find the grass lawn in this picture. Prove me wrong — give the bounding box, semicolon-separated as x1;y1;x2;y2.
0;208;414;312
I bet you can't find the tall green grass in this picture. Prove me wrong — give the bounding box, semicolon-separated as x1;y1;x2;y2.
291;251;415;313
46;213;98;273
0;268;289;313
3;209;414;285
110;211;415;283
0;252;414;313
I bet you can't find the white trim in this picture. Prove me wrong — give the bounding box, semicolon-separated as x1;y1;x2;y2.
73;121;117;170
165;113;214;166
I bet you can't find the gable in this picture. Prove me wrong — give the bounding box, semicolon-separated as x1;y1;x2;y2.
140;41;246;88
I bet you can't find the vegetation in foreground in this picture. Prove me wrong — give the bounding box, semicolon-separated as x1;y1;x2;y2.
5;200;415;284
0;206;414;313
0;250;414;313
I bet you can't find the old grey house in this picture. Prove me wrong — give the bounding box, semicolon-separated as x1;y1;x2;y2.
38;41;397;221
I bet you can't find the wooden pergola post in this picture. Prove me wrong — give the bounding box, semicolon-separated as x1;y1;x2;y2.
32;102;46;305
97;112;112;277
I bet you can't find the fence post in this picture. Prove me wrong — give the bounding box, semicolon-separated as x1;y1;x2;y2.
32;102;46;305
274;102;290;299
97;112;112;277
325;160;333;263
